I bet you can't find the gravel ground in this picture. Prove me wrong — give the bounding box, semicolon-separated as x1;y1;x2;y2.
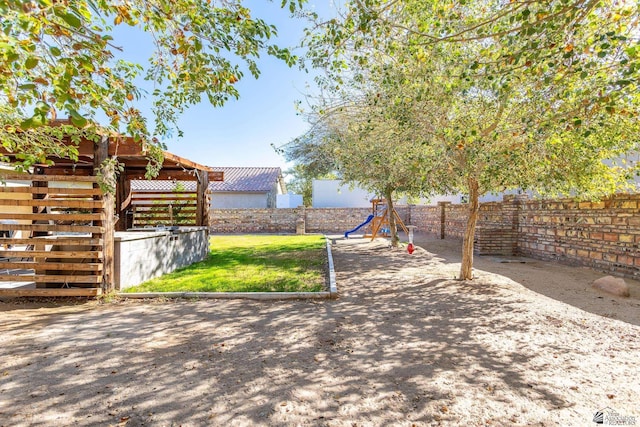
0;234;638;426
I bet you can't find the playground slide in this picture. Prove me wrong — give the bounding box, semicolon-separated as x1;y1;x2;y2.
344;214;375;238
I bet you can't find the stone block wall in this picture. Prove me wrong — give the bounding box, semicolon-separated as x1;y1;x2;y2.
408;205;440;235
209;208;300;233
517;194;640;278
209;194;639;279
304;208;371;233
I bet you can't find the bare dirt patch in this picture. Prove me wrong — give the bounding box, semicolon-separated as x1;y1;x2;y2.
0;233;638;426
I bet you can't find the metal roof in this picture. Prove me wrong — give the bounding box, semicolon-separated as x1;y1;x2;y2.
131;167;283;193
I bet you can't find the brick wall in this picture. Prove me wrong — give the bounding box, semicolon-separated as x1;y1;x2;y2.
210;207;373;234
209;194;640;279
210;208;301;233
443;203;468;239
446;194;639;279
304;208;372;233
517;194;640;279
407;205;440;235
474;196;524;256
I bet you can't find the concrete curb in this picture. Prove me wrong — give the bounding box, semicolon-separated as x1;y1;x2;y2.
118;235;338;300
326;236;338;298
119;291;332;300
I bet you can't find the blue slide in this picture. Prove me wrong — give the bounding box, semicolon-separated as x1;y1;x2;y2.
344;214;375;238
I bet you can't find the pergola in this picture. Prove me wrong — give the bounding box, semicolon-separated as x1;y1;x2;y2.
25;135;224;230
0;131;222;296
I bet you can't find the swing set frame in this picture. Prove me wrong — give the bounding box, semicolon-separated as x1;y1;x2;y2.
363;198;408;240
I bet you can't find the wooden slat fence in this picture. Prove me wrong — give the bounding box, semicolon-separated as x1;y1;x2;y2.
0;173;106;297
131;190;197;227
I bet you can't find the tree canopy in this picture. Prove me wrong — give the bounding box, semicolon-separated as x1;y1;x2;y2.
1;0;304;171
297;0;640;278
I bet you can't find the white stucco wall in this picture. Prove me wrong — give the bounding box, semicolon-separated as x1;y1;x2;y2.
277;194;303;208
312;180;375;208
210;192;268;209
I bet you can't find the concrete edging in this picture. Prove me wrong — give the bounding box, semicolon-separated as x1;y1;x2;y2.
118;235;338;300
119;291;332;300
326;235;338;298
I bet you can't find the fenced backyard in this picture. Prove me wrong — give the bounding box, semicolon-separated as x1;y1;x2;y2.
210;193;640;280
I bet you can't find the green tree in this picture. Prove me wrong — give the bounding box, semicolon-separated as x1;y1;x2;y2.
283;63;434;246
276;110;342;208
304;0;640;279
1;0;303;172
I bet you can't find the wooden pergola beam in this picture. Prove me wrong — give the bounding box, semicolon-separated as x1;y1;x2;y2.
125;169;223;182
0;138;224;182
36;167;223;182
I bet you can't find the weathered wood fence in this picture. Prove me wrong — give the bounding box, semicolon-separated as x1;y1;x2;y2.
0;173;108;297
131;189;198;227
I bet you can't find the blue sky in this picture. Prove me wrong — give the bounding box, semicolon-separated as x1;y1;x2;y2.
113;1;336;173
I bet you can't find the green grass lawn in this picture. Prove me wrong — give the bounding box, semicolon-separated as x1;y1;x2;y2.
122;234;327;293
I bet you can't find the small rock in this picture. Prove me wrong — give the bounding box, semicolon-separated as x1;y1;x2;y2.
592;276;630;297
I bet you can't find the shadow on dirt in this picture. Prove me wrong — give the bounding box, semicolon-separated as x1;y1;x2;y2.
412;233;640;327
0;233;638;426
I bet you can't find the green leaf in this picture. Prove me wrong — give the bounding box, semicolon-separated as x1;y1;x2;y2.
50;46;61;56
19;118;35;129
35;101;50;113
68;109;87;127
62;12;82;28
25;57;39;69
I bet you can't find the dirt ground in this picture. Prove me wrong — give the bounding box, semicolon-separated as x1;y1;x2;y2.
0;233;639;427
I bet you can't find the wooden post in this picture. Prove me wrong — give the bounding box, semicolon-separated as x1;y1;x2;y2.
196;169;209;228
115;169;131;231
94;137;115;292
32;167;48;288
438;201;450;240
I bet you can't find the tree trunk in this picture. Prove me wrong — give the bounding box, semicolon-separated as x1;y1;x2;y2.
459;177;480;280
384;187;399;248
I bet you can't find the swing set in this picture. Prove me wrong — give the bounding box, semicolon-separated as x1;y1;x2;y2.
363;198;408;240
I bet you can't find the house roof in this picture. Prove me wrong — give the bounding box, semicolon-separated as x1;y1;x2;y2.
209;167;282;192
131;167;284;193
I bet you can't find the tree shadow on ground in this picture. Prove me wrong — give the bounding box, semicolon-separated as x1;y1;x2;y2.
412;233;640;327
0;235;638;426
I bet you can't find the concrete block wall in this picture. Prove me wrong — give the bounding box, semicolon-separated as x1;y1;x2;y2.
115;228;209;289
